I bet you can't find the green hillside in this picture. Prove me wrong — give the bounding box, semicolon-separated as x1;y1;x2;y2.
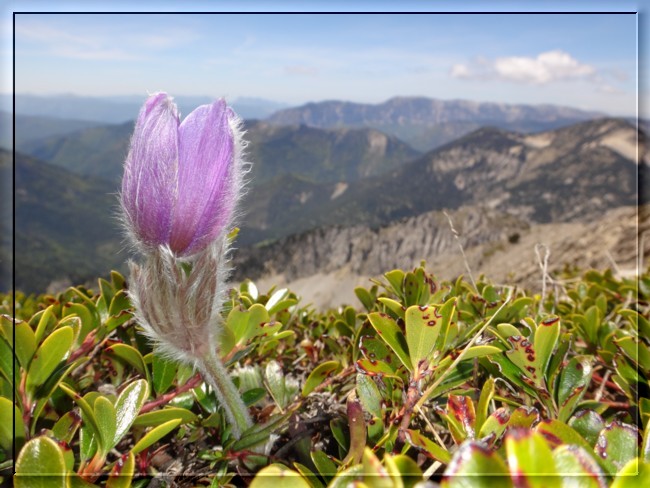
7;149;126;292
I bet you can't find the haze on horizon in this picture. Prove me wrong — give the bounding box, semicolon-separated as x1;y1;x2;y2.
13;12;637;116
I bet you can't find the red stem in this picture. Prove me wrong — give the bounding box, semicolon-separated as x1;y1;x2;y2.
140;373;203;414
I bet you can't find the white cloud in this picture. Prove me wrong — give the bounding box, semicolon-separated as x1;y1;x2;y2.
451;50;596;84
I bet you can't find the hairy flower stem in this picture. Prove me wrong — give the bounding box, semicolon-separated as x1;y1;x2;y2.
197;349;253;439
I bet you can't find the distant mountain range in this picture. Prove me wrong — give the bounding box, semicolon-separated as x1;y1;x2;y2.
4;94;644;294
1;93;289;124
267;96;604;151
237;118;641;245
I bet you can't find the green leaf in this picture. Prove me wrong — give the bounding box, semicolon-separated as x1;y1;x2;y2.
356;374;383;419
386;454;422;488
534;316;560;377
475;377;495;435
0;335;13;385
405;304;443;370
51;411;82;445
378;297;406;320
26;326;74;392
611;458;650;488
63;303;98;343
504;333;547;394
106;452;135;488
59;383;104;453
311;450;338;479
535;419;592;452
15;436;67;488
557;356;593;423
552;445;606;486
368;312;411;371
114;379;149;445
105;343;149;381
569;410;606;448
13;321;37;370
505;431;559;485
131;418;182;455
94;396;117;454
302;361;340;396
152;354;177;395
0;396;24;451
594;422;640;475
134;407;197;427
293;462;325;488
441;441;510;487
33;305;56;344
250;464;311;488
384;269;405;297
405;429;452;464
356;358;398;377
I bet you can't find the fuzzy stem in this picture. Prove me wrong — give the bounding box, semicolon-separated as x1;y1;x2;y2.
197;349;253;439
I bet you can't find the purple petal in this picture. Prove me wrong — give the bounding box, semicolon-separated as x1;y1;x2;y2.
170;99;235;256
122;93;179;248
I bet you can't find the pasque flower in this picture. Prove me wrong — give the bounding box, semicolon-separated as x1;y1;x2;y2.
121;92;245;257
121;92;252;439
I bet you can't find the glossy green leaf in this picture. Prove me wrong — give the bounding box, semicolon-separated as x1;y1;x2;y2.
552;445;606;486
63;303;97;343
594;422;640;475
114;379;149;446
610;458;650;488
131;418;182;455
302;361;340;396
59;383;103;453
133;407;197;427
0;335;13;384
250;464;311;488
94;396;117;454
33;305;56;344
106;452;135;488
368;312;411;371
441;441;510;487
505;431;559;485
569;410;605;448
535;419;592;452
13;321;36;369
26;326;74;392
0;396;23;451
14;436;67;488
105;343;149;380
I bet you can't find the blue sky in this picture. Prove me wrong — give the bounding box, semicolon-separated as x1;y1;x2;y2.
2;1;643;115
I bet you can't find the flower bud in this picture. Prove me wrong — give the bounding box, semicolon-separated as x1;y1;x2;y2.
121;92;246;258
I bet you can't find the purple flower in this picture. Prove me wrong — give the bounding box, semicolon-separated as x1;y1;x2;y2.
121;92;245;257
